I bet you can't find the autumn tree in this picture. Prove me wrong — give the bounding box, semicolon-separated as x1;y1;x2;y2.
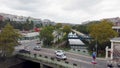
62;25;71;34
89;20;118;43
0;23;20;57
88;20;118;56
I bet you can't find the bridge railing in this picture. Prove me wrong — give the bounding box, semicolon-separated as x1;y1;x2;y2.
17;52;79;68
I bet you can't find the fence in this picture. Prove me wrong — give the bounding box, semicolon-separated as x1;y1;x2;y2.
17;52;79;68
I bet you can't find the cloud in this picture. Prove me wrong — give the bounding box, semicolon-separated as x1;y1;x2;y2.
0;0;120;24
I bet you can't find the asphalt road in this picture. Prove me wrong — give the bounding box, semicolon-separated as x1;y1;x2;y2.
16;40;107;68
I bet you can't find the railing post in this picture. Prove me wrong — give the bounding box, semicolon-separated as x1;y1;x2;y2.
106;46;108;59
40;63;43;68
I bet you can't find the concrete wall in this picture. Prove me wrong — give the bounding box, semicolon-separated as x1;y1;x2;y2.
0;56;24;68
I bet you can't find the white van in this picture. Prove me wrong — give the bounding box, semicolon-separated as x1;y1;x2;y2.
56;53;67;60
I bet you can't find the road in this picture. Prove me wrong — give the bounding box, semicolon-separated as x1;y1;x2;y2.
16;40;107;68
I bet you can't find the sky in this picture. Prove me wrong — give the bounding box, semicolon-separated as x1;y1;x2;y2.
0;0;120;24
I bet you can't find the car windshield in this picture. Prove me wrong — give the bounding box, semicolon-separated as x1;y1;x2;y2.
57;54;65;57
36;46;40;48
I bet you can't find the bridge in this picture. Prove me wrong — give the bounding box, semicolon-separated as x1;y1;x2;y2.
14;40;107;68
71;29;92;40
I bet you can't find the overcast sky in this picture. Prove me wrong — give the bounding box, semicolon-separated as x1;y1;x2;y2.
0;0;120;24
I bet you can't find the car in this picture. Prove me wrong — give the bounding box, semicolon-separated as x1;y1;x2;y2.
36;40;41;44
36;42;41;44
55;50;65;55
19;49;30;54
56;53;67;60
107;63;113;67
34;46;41;51
117;63;120;67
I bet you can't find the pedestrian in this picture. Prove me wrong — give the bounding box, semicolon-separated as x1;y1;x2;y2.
92;52;96;61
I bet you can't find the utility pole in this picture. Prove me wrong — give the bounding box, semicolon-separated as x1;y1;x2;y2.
95;40;97;57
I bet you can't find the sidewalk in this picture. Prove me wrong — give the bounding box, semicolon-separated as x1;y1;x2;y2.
67;50;106;61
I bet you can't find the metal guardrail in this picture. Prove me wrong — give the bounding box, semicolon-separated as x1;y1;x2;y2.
17;53;79;68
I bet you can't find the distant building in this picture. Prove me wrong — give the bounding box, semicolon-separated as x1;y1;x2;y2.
0;15;4;21
19;32;39;42
112;18;120;36
43;19;55;26
0;13;55;26
68;32;87;53
68;32;78;39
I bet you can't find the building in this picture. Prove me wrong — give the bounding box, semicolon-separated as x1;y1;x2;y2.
19;32;39;43
43;19;55;26
106;19;120;62
68;32;87;53
106;38;120;62
0;15;4;21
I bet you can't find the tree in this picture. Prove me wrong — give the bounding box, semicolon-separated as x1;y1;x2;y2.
55;23;62;29
0;23;20;57
40;26;54;47
62;25;71;34
88;20;118;56
76;25;89;34
89;20;118;43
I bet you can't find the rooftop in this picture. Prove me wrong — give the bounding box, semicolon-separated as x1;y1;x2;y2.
110;37;120;42
68;39;85;45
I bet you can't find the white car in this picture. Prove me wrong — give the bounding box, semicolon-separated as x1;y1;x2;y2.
55;50;65;55
33;46;41;51
56;53;67;60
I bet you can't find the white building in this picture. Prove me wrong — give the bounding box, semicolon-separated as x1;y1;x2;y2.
106;38;120;61
19;32;39;43
68;32;87;52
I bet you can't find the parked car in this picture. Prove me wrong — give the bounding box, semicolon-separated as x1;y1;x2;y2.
117;63;120;67
55;50;65;55
19;49;30;54
34;46;41;51
56;53;67;60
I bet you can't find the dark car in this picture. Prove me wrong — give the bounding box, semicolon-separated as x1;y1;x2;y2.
19;49;30;54
117;63;120;67
107;63;113;67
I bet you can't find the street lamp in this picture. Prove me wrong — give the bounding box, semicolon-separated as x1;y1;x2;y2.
95;40;98;57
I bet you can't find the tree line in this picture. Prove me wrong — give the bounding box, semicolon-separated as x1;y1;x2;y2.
0;20;42;31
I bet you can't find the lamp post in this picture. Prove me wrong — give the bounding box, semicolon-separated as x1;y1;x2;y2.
95;40;97;57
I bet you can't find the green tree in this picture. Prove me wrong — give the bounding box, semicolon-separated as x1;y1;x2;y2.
55;23;62;29
40;26;54;47
89;20;118;43
62;25;71;34
76;25;89;34
22;22;33;31
0;23;20;57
